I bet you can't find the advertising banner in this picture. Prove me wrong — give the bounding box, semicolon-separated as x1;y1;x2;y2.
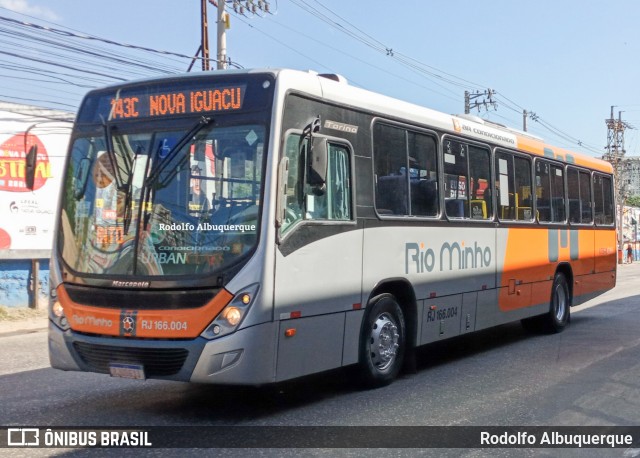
0;102;73;258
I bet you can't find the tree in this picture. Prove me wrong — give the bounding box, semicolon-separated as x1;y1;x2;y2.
626;195;640;208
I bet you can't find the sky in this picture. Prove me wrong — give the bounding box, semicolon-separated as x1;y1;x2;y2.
0;0;639;158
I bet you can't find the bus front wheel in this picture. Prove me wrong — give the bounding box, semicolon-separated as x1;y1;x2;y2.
358;294;406;388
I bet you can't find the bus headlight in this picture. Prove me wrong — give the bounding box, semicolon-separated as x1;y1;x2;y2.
49;289;69;331
201;284;260;340
52;301;64;317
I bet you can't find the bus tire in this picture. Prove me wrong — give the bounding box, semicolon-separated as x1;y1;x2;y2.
358;294;405;388
522;272;570;334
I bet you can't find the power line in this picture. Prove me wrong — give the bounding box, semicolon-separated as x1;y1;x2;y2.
283;1;604;156
0;49;128;81
492;93;602;154
0;94;78;109
231;12;339;75
266;16;459;101
289;0;483;94
0;72;95;89
0;15;213;66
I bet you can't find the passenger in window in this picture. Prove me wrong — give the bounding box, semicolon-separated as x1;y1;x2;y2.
92;152;115;189
92;152;124;224
189;165;210;217
484;180;499;216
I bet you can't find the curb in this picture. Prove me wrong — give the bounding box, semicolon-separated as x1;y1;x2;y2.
0;317;49;338
0;326;47;338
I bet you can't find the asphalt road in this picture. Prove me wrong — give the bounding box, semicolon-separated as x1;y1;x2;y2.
1;264;640;457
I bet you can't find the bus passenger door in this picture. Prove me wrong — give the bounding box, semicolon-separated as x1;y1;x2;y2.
273;135;361;381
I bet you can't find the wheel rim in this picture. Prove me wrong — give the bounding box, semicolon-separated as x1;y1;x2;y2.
369;312;400;371
554;282;567;322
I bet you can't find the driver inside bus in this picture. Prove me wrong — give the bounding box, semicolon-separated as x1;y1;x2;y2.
92;152;125;219
188;164;210;217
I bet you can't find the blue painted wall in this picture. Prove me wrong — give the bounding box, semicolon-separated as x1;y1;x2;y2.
0;259;49;308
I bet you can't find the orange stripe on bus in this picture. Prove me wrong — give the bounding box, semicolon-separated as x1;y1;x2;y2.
499;227;616;311
515;135;613;172
57;285;233;339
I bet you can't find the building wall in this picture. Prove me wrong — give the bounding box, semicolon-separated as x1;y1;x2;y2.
622;156;640;197
0;259;49;308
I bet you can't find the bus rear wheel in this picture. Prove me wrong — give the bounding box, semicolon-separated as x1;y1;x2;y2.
359;294;405;388
522;272;570;334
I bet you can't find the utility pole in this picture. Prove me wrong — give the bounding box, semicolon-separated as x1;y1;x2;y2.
603;106;634;262
464;89;497;114
204;1;272;71
523;110;527;132
201;0;210;70
216;0;227;70
188;0;212;71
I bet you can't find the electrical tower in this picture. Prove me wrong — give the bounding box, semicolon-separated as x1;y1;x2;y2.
604;106;631;163
603;106;634;260
603;106;633;199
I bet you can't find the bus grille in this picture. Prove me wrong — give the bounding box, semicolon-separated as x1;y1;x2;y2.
73;342;188;376
64;284;220;310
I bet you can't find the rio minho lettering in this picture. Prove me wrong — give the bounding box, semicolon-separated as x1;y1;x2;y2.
405;241;492;274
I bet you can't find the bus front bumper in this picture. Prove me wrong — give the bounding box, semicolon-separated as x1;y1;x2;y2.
48;320;278;385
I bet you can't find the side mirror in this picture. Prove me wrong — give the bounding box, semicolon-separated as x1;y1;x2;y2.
307;137;327;189
25;145;37;190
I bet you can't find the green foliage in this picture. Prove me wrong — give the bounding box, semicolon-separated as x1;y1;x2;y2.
626;195;640;208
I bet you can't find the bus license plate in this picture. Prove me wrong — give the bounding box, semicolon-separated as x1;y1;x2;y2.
109;363;146;380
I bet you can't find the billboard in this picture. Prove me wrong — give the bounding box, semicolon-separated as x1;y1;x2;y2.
0;101;73;258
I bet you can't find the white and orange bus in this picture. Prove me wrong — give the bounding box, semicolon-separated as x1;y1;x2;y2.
47;69;616;387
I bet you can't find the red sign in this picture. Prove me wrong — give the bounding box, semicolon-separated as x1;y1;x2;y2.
0;133;51;192
0;228;11;249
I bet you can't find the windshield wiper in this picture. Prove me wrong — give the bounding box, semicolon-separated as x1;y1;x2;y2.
145;116;212;189
100;119;125;191
122;145;143;235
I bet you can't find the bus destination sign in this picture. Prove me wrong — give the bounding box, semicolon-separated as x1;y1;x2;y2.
109;85;246;119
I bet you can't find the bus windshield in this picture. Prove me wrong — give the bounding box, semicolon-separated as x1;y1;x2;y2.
59;122;265;277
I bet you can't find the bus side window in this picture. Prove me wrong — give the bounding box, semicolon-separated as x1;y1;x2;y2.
496;151;532;222
579;170;593;224
468;145;491;219
281;134;305;232
409;131;438;217
594;174;614;225
514;156;532;221
568;167;592;224
374;123;438;217
325;143;351;220
550;164;566;222
281;134;352;233
374;123;409;215
536;160;552;223
305;142;352;221
444;138;491;220
536;161;566;224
